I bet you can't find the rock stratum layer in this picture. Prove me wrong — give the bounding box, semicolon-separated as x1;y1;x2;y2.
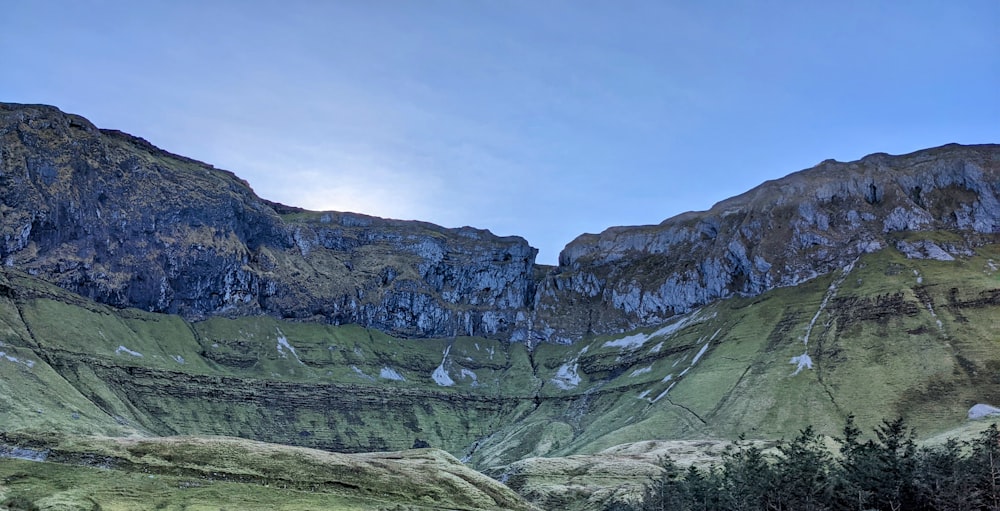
2;102;1000;344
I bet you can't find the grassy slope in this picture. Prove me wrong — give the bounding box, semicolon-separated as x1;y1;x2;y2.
0;267;538;454
4;239;1000;509
487;241;1000;460
0;434;539;511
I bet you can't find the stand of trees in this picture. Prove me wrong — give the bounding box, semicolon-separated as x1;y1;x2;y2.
633;417;1000;511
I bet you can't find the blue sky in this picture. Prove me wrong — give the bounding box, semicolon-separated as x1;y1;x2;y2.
3;1;998;264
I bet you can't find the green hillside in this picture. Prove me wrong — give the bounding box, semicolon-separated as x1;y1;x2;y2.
0;433;538;511
4;238;1000;509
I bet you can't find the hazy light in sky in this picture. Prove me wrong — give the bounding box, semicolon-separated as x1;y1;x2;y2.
2;1;998;264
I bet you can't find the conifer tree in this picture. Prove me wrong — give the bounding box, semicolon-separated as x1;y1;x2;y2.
718;438;776;511
773;426;835;510
872;417;919;510
644;456;690;511
685;464;720;511
971;424;1000;511
915;438;981;511
837;414;878;510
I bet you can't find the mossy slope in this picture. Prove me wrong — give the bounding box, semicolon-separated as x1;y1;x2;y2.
5;238;1000;509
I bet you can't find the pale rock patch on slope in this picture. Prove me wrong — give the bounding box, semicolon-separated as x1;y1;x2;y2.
552;362;582;390
629;366;653;377
0;351;35;368
551;346;587;390
690;343;710;365
603;310;706;351
969;404;1000;420
380;367;405;381
351;366;375;381
792;257;858;375
276;331;304;365
459;368;479;386
896;239;956;261
679;340;712;377
432;345;455;386
115;345;143;358
652;382;677;403
638;335;713;403
604;332;649;351
0;446;49;462
789;353;814;376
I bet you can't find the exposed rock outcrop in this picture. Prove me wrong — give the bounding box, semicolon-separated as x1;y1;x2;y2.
3;102;1000;343
0;103;536;339
534;145;1000;341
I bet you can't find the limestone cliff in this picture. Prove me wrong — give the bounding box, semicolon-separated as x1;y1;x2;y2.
3;102;1000;344
0;103;536;339
535;145;1000;341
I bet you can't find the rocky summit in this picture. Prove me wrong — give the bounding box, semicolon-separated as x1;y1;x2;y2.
3;102;1000;510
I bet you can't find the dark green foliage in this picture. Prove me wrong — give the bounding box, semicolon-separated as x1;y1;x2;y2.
641;417;1000;511
773;426;836;510
718;437;776;510
838;416;919;510
685;464;723;511
969;425;1000;510
916;438;981;511
1;496;39;511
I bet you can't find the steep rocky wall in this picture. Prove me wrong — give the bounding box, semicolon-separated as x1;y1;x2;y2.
535;144;1000;341
0;103;536;339
4;103;1000;344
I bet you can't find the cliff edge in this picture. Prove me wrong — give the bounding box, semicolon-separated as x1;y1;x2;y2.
3;102;999;343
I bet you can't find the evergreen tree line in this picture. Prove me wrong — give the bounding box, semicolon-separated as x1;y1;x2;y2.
630;417;1000;511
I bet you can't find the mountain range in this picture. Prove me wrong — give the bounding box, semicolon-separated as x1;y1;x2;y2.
2;102;1000;510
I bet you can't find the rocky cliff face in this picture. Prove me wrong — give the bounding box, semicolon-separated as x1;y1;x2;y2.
3;102;999;343
534;145;1000;341
0;103;536;339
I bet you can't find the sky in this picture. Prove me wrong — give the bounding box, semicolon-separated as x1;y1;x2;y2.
2;1;998;264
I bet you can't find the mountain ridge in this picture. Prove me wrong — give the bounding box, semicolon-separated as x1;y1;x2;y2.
6;102;1000;510
1;102;538;340
3;101;999;347
543;142;1000;341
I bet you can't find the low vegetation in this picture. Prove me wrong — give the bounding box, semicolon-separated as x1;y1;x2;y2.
0;434;539;511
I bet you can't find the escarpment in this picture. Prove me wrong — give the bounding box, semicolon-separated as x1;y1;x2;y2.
2;102;1000;343
533;145;1000;341
0;103;537;339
